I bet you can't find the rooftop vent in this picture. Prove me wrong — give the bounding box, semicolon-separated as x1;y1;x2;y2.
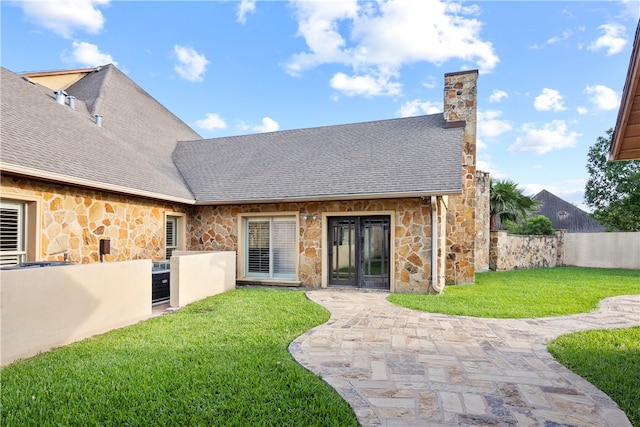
54;89;67;105
67;95;76;110
94;114;103;127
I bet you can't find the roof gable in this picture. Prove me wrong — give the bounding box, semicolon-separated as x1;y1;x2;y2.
174;114;464;203
1;66;197;201
533;190;605;233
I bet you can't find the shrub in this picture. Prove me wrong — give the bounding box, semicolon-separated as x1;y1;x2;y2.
504;215;554;235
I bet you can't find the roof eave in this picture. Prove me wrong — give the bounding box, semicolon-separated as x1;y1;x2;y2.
1;163;196;205
193;189;462;206
610;20;640;161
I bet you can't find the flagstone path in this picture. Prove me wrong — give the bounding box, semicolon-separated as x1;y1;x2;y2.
289;290;640;427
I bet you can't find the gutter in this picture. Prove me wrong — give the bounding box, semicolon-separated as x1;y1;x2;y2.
193;189;462;206
431;195;444;294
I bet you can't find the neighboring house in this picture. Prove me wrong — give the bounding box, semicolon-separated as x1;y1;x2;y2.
532;190;605;233
1;65;486;293
610;19;640;161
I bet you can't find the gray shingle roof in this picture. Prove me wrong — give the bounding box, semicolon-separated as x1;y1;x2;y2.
173;114;463;203
533;190;606;233
1;66;200;201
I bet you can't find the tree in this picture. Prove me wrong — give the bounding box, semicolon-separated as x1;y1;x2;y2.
489;179;541;231
585;129;640;231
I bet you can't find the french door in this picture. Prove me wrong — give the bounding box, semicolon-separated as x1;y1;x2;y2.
328;216;390;289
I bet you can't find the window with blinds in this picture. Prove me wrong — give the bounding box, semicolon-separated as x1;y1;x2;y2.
165;216;177;259
0;201;26;266
246;217;296;279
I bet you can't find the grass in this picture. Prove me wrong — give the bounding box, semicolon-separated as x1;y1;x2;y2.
0;289;358;427
548;327;640;427
388;267;640;318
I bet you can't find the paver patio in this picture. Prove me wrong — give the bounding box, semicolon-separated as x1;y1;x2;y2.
289;290;640;427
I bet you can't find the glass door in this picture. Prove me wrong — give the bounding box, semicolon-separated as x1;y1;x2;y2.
328;216;390;289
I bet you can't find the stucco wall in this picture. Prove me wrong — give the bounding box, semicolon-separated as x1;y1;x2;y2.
564;232;640;269
170;251;236;308
188;198;445;293
490;231;565;271
1;260;151;366
1;176;188;264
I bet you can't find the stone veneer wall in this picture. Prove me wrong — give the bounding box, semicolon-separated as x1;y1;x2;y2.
489;230;566;271
188;198;442;293
474;171;491;272
443;70;478;284
1;176;188;264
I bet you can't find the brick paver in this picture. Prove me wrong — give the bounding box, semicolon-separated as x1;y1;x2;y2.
289;290;640;426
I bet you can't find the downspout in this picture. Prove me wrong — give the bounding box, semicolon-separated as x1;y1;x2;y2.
431;196;444;293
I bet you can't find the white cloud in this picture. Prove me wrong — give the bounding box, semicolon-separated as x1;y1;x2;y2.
173;45;209;82
397;99;441;117
509;120;580;155
421;76;437;89
21;0;109;38
488;89;508;103
330;72;402;97
547;29;571;44
476;153;504;178
286;0;498;97
584;85;620;111
588;23;627;55
237;0;256;24
477;110;512;138
196;113;227;131
65;41;116;67
577;106;589;115
253;117;279;133
534;88;566;112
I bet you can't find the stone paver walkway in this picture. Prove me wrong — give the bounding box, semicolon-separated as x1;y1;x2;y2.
289;290;640;427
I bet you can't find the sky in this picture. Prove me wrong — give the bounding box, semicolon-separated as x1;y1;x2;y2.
2;1;639;211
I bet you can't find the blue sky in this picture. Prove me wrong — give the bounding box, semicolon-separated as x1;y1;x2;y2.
2;1;639;210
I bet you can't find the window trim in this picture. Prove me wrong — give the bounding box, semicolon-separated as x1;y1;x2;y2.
164;212;186;259
237;212;300;284
0;194;41;265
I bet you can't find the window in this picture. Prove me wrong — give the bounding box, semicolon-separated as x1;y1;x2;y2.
245;216;296;279
0;201;26;266
165;216;178;259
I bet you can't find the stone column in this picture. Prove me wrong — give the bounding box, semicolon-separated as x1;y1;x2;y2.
443;70;478;284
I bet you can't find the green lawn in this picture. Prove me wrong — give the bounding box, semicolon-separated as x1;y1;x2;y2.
388;267;640;318
549;327;640;427
0;289;358;427
389;266;640;426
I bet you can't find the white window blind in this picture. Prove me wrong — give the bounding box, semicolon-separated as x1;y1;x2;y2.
166;216;177;259
0;201;25;266
246;217;296;279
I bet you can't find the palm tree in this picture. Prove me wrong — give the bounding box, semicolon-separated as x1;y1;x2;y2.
490;179;540;231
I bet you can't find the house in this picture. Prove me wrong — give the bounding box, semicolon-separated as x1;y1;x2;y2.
532;190;605;233
1;65;487;293
610;19;640;161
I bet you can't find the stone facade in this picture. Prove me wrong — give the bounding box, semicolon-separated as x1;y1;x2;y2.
188;198;444;293
443;70;478;284
1;176;187;264
489;230;566;271
474;171;491;272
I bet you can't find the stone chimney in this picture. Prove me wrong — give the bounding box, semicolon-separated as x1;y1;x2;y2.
444;70;478;167
443;69;479;285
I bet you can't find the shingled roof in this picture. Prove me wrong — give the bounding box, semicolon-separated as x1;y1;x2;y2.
1;65;201;202
3;64;465;205
532;190;606;233
173;114;464;204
